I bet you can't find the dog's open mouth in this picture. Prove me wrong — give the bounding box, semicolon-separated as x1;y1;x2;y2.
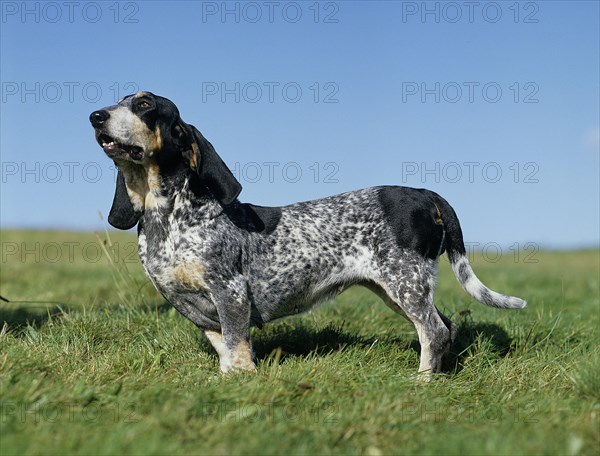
97;133;144;160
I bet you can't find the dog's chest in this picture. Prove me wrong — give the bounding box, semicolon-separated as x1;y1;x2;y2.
137;215;211;299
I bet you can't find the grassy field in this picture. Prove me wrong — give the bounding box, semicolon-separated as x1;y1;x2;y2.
0;229;598;455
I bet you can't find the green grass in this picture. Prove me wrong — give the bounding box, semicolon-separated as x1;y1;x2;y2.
1;229;598;455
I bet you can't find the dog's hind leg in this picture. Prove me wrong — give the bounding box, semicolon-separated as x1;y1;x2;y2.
436;308;457;344
373;259;452;379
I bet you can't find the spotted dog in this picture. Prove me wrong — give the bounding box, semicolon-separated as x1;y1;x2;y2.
90;92;527;377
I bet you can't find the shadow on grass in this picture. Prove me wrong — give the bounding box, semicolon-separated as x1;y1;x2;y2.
138;300;173;314
251;316;513;375
0;304;68;331
443;318;513;374
253;323;379;361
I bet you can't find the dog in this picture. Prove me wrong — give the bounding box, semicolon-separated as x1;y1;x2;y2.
90;91;526;377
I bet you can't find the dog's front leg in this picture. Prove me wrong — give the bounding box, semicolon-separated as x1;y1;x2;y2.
204;291;256;374
204;330;255;373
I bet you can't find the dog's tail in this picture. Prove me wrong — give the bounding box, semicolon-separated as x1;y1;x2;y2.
433;194;527;309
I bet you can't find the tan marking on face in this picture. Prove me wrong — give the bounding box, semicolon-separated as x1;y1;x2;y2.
189;142;199;171
116;161;168;212
153;125;163;154
139;123;158;156
126;187;145;211
144;163;167;210
105;106;157;156
107;99;166;212
118;161;149;212
146;163;161;192
434;204;443;225
145;125;162;158
172;262;206;290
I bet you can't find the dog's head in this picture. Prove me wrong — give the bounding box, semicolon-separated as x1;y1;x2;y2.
90;91;241;229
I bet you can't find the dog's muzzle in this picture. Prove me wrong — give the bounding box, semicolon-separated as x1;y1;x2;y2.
89;110;144;160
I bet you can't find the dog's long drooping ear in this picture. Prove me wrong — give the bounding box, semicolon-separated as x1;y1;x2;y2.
183;125;242;205
108;169;143;230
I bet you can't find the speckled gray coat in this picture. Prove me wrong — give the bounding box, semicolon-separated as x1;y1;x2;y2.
90;91;527;376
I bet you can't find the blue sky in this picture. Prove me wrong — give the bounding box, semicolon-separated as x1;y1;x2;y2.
1;1;599;249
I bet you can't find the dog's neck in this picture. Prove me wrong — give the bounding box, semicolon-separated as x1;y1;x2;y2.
118;160;223;228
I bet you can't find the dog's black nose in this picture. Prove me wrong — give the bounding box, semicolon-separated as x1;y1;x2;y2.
90;110;109;127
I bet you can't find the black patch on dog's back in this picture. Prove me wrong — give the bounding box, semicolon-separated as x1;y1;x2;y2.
224;203;282;235
377;186;445;260
245;204;282;234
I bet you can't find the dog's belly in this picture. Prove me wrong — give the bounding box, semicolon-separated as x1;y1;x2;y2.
253;281;351;323
247;243;378;323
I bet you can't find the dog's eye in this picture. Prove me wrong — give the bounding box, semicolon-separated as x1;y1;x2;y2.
138;100;152;109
